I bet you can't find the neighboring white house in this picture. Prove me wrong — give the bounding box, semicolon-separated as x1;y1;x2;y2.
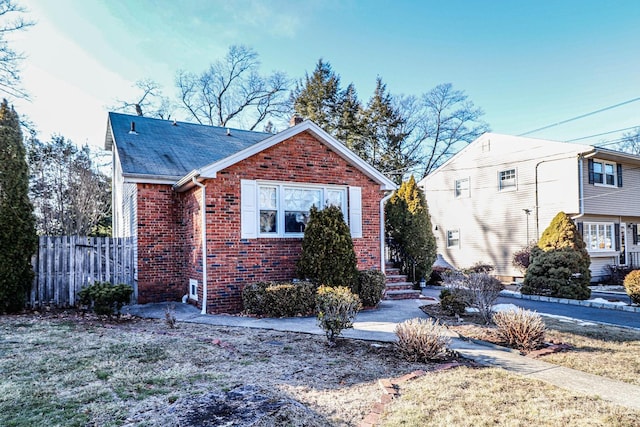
419;133;640;282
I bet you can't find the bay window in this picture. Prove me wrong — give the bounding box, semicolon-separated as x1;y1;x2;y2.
584;222;615;251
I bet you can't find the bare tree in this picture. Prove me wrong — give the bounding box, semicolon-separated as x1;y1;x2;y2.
27;136;111;236
176;45;290;130
618;127;640;155
0;0;33;99
412;83;489;178
113;79;174;119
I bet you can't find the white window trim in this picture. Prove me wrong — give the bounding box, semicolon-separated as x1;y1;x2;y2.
454;177;470;198
243;180;357;239
498;168;517;192
584;222;616;253
446;229;460;248
592;159;617;187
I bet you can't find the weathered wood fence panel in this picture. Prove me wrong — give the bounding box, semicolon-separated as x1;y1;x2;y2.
30;236;136;308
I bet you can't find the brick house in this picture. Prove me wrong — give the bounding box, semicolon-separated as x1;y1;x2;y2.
105;112;396;313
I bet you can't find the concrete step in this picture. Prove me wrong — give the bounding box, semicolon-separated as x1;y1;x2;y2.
384;289;423;300
385;267;401;275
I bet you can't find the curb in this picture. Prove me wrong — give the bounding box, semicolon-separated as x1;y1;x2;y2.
500;290;640;313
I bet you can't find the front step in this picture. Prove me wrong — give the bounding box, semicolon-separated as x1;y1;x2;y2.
383;265;423;299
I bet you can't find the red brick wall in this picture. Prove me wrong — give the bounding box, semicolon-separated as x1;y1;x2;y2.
136;183;185;303
137;131;387;313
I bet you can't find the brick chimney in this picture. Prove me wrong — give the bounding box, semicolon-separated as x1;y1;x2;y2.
289;115;304;127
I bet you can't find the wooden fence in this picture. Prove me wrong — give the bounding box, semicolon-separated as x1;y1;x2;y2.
30;235;136;308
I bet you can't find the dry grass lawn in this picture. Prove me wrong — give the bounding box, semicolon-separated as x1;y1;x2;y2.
1;310;639;426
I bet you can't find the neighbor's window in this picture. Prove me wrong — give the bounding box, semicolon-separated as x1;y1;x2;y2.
584;222;615;251
591;160;617;186
447;229;460;248
455;178;470;198
258;183;346;236
499;169;516;191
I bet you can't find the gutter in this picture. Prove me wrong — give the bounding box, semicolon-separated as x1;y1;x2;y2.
191;176;208;315
571;154;586;222
379;192;394;273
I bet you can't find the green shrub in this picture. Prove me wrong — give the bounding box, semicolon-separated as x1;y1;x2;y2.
384;176;437;284
395;318;450;362
439;288;466;316
355;269;386;307
623;270;640;304
522;247;591;300
316;285;361;345
242;281;316;317
493;308;546;351
297;205;358;288
78;282;133;316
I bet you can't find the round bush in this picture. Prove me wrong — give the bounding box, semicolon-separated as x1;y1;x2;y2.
395;318;450;362
493;308;546;351
316;285;361;345
356;270;386;307
623;270;640;304
439;288;466;316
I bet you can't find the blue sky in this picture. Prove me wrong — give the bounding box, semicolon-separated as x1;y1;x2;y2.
11;0;640;152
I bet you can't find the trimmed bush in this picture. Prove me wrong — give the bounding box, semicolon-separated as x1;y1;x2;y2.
395;318;450;362
512;242;536;274
242;281;317;317
493;308;546;351
316;285;361;345
522;212;591;300
297;206;358;288
355;270;386;307
522;247;591;300
78;282;133;316
439;288;466;316
623;270;640;304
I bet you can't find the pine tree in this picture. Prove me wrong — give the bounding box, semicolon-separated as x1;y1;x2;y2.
363;78;414;184
296;205;358;288
522;212;591;299
292;59;343;134
385;176;437;284
335;83;364;153
0;99;37;313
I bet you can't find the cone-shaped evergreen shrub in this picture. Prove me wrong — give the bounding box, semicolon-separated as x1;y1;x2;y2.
385;176;436;284
0;100;37;313
297;205;358;287
522;212;591;300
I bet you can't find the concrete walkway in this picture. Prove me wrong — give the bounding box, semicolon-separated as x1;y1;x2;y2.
122;298;640;410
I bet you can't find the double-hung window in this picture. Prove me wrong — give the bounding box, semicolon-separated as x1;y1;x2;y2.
447;229;460;248
247;181;351;238
455;178;470;198
584;222;615;251
589;159;621;187
499;169;516;191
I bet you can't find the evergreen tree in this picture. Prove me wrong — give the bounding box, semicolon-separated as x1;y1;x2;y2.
385;176;436;284
335;83;364;153
292;59;343;135
363;78;415;184
297;205;358;288
0;99;37;312
522;212;591;299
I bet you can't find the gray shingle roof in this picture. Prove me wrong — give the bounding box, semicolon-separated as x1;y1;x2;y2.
107;112;271;179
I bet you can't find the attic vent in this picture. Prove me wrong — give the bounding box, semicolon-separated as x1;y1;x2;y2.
129;121;137;135
226;128;231;136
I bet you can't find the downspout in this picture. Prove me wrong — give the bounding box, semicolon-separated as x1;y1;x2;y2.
380;192;393;274
192;177;208;315
571;154;585;222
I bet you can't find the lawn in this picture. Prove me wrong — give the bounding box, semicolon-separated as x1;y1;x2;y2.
1;310;638;426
